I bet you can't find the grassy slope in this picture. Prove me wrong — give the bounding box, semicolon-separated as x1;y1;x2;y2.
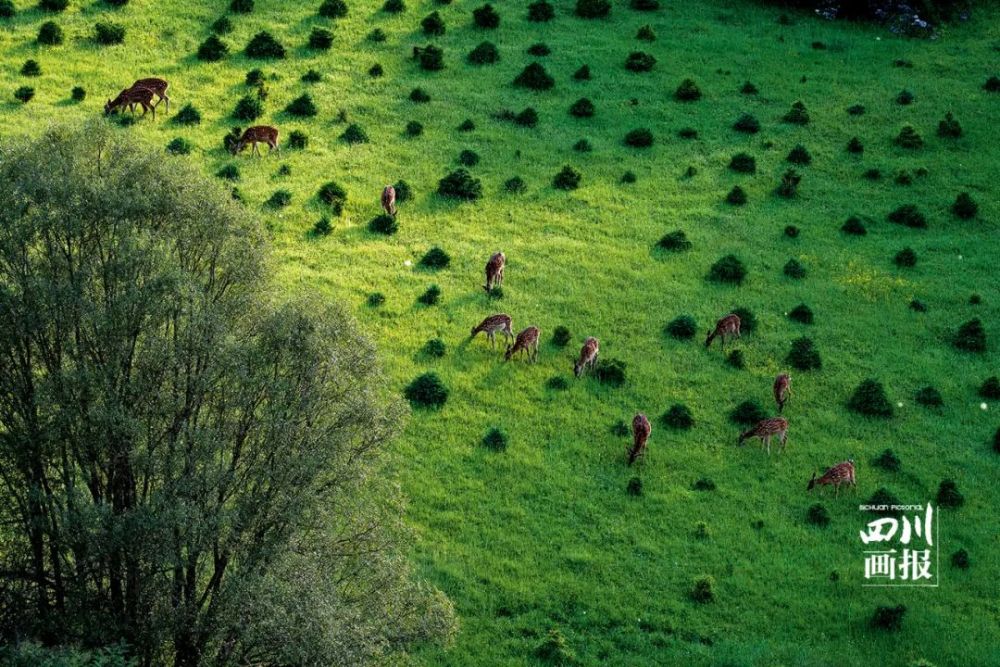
1;0;998;664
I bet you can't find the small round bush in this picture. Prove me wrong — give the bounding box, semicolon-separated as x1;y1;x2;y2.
573;139;592;152
887;204;927;228
15;86;35;104
784;225;799;238
230;0;253;12
676;127;697;139
937;112;962;138
482;428;508;451
514;63;554;90
212;16;233;34
846;137;864;154
286;93;317;117
473;3;500;28
910;299;927;312
984;76;1000;92
674;78;701;101
871;605;906;632
405;121;423;138
896;89;914;105
383;0;405;12
457;119;475;132
894;125;923;149
438;169;482;200
552;326;571;347
786;145;811;165
978;376;1000;399
788;303;813;325
661;404;693;430
422;11;445;35
309;27;334;49
419;247;451;269
733;113;760;134
340;124;369;144
569;97;595;118
783;259;806;279
504;177;526;194
245;31;286;59
953;318;986;353
409;88;431;104
301;69;322;84
288;130;308;149
626;477;643;496
872;448;901;472
776;170;802;198
527;43;551;56
573;65;591;80
393;180;412;203
415;44;444;71
319;0;348;18
232;95;262;121
863;168;882;181
368;28;386;42
468;41;499;65
848;379;893;417
730;400;767;426
367;292;385;308
726;350;745;369
595;358;626;387
245;69;265;87
951;549;970;569
631;0;659;9
915;386;943;407
266;190;291;209
636;25;655;41
40;0;68;10
418;285;441;306
620;171;637;184
707;255;746;285
782;101;810;125
624;52;655;73
841;216;867;235
806;504;830;527
216;164;240;181
21;60;41;77
528;0;554;21
665;315;697;340
730;307;756;334
740;81;758;95
71;86;86;102
624;128;653;148
936;479;964;509
318;182;347;215
38;21;64;45
729;152;756;174
553;165;581;190
726;186;747;206
312;216;332;236
0;0;14;16
514;108;538;127
894;247;917;268
405;372;448;408
94;21;126;45
690;576;715;603
952;192;978;220
787;337;821;371
165;138;192;155
692;477;715;491
546;376;569;391
657;230;691;252
575;0;610;18
369;214;398;235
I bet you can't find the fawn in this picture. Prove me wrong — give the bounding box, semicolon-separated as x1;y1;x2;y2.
628;413;651;465
104;87;156;119
808;460;856;496
705;313;741;350
484;252;505;292
471;314;514;350
505;326;540;362
738;417;788;455
574;337;599;377
774;373;791;413
382;185;397;216
231;126;280;156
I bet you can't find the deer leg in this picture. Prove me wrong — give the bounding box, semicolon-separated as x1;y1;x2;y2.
765;436;771;455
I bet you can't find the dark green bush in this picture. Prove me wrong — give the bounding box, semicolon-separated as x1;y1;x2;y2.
730;307;756;334
504;176;526;194
848;379;893;417
573;65;591;80
553;165;581;190
910;299;927;312
405;121;423;137
776;169;802;198
573;139;591;152
678;127;698;139
288;130;308;149
318;181;347;214
740;81;758;95
40;0;68;10
870;605;906;632
896;89;914;105
782;101;809;125
546;376;568;391
415;44;444;70
863;168;882;181
368;63;383;78
707;255;746;285
887;204;927;228
438;169;482;200
245;31;286;58
726;186;747;205
665;315;697;340
575;0;610;18
690;576;715;603
0;0;14;16
309;27;334;49
552;326;571;347
692;477;715;491
872;448;901;472
468;41;499;65
636;24;655;40
515;107;538;127
232;95;262;121
569;97;595;118
727;350;745;369
937;111;962;138
847;137;864;153
789;303;813;324
367;292;385;308
301;69;322;83
418;285;441;305
787;144;812;165
624;128;653;147
784;225;800;238
620;171;637;184
312;216;332;236
369;214;398;235
733;113;760;134
894;125;923;149
626;476;643;496
409;88;431;103
319;0;348;18
393;180;412;203
368;28;386;42
662;404;694;429
951;192;978;219
953;318;986;352
806;504;830;527
675;78;701;101
783;258;806;279
420;247;451;269
38;21;63;45
730;400;766;426
787;337;821;370
473;3;500;28
624;51;655;72
527;43;551;57
482;427;508;451
936;479;963;508
657;230;691;252
631;0;658;9
212;16;233;34
894;247;917;268
457;119;475;132
842;216;867;235
527;0;554;21
978;376;1000;399
340;124;369;144
867;488;902;516
172;103;200;125
405;372;448;408
383;0;405;12
216;164;240;181
230;0;253;12
422;11;445;35
514;63;554;90
21;60;41;76
951;549;970;569
286;93;317;117
595;358;626;387
729;152;756;174
71;86;86;101
915;386;943;407
165;137;192;155
265;190;291;208
245;68;265;86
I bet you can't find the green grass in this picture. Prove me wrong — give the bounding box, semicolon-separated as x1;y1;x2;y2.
2;0;999;665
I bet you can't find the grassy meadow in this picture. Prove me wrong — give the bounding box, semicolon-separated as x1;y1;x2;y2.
1;0;998;664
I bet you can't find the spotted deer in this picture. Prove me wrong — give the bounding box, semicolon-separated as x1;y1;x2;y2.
574;337;599;377
104;87;156;119
505;326;540;362
484;251;505;292
738;417;788;455
705;313;741;350
628;413;651;465
231;126;280;156
470;314;514;350
382;185;397;216
774;373;791;413
808;459;856;496
130;77;170;111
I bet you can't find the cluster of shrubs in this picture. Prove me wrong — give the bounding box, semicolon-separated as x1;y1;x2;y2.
553;165;581;190
318;181;347;215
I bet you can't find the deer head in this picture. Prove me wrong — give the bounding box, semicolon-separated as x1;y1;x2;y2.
807;471;817;491
104;99;114;115
504;344;514;361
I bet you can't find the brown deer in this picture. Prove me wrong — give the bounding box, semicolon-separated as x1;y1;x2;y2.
705;313;741;350
574;337;599;377
130;77;170;111
505;326;540;362
484;251;505;292
808;460;856;496
231;126;280;156
774;373;791;413
628;413;651;465
738;417;788;455
104;87;156;119
470;314;514;350
381;185;397;216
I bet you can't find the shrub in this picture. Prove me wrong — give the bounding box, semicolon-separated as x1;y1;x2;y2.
867;488;902;516
482;427;508;451
631;0;659;8
693;522;711;540
610;420;630;437
575;0;610;18
312;216;332;236
620;171;637;184
842;216;867;235
528;0;554;21
230;0;253;12
367;292;385;308
636;24;655;40
848;379;893;417
405;121;423;137
626;476;642;496
368;214;398;235
40;0;68;10
776;169;801;198
727;350;745;369
457;119;475;132
595;358;626;387
415;44;444;70
368;28;386;42
624;52;656;72
285;94;317;117
318;182;347;214
675;78;701;101
468;41;499;65
473;3;499;28
662;404;694;430
887;204;927;228
936;480;963;508
937;111;962;138
504;176;526;194
740;80;758;95
535;627;575;664
692;477;714;492
527;43;551;56
288;130;308;149
515;108;538;127
437;169;482;200
233;95;262;121
38;21;64;45
788;303;813;324
806;504;830;527
657;230;691;252
21;60;41;76
726;186;747;206
552;326;571;347
568;97;595;118
665;315;697;340
71;86;86;101
896;89;914;105
547;376;568;391
309;27;334;49
216;164;240;181
302;69;322;83
212;16;233;34
871;605;906;631
382;0;404;12
340;124;369;144
165;138;192;155
953;318;986;353
420;247;450;269
730;400;766;426
245;68;265;87
266;190;291;208
573;65;591;80
409;88;431;103
733;113;760;134
951;549;969;569
707;255;746;285
915;386;943;407
418;285;441;305
894;125;923;149
784;258;806;279
863;168;882;181
787;145;812;165
422;11;445;35
872;448;901;472
729;152;756;174
847;137;864;154
514;63;554;90
910;299;927;312
951;192;977;219
624;128;653;148
787;337;821;371
690;576;715;603
405;373;448;408
730;307;756;334
894;247;917;268
978;376;1000;399
573;139;591;152
172;103;201;125
0;0;14;16
983;75;1000;92
782;101;809;125
245;31;286;58
553;165;581;190
319;0;348;18
784;225;800;238
393;180;412;203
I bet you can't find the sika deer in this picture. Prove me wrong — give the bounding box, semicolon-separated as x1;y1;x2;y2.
382;185;397;216
808;460;856;496
505;326;540;362
104;87;156;119
705;313;741;350
774;373;791;413
628;413;651;465
471;314;514;350
130;78;170;111
484;251;505;292
231;126;280;156
574;337;599;377
738;417;788;455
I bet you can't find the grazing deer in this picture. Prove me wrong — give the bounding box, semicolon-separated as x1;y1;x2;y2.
104;87;156;119
774;373;791;413
505;326;540;362
705;313;741;350
130;77;170;111
738;417;789;455
807;460;856;496
574;337;599;377
484;251;505;292
381;185;397;216
470;314;514;350
231;126;280;156
628;413;651;465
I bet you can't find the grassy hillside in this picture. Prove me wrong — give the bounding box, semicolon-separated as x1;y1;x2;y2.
1;0;998;664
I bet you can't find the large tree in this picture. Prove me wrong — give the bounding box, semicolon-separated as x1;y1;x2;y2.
0;123;454;665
